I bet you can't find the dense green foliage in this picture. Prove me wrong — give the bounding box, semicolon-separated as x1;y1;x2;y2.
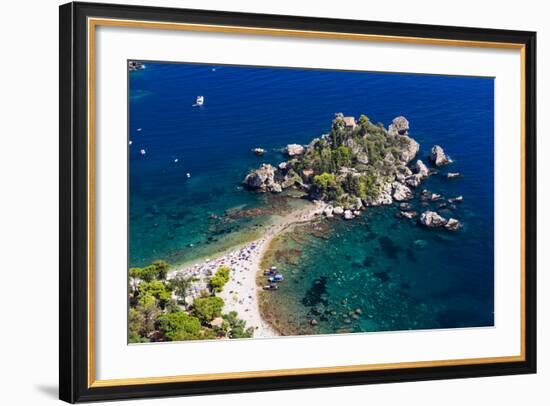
193;296;225;323
223;311;254;339
156;311;202;341
283;112;414;205
128;261;253;343
210;265;231;293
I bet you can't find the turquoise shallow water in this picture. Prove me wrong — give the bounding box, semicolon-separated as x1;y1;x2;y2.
129;61;494;333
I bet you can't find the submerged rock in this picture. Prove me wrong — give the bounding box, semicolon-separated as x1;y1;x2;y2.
419;211;447;228
430;145;451;166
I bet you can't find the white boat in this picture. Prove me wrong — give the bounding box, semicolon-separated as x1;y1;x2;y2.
186;173;191;178
140;149;146;155
193;96;204;106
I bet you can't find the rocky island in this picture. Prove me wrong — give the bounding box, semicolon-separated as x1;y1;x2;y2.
244;113;460;228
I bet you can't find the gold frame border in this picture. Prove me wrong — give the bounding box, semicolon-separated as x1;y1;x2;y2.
87;17;527;388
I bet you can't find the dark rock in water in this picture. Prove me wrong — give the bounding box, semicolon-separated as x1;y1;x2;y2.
406;248;418;262
302;276;329;307
373;270;390;283
429;145;451;166
363;256;374;267
419;211;447;228
379;236;402;259
420;189;432;201
399;202;413;211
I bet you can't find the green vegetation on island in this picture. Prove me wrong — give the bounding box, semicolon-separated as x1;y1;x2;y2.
244;113;426;214
128;261;253;343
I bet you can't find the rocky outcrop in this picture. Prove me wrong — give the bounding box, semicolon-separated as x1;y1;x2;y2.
392;181;413;201
388;116;410;136
405;174;423;188
286;144;305;156
365;182;393;206
445;218;462;231
396;135;419;164
395;165;413;182
356;151;369;165
414;160;430;178
343;210;354;220
333;206;344;215
430;145;451;166
399;211;418;219
243;164;280;192
324;206;334;218
343;137;362;155
419;211;447;228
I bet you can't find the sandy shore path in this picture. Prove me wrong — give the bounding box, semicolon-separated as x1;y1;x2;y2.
169;200;326;338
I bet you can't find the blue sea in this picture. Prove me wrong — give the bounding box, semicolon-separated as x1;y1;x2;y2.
129;61;494;334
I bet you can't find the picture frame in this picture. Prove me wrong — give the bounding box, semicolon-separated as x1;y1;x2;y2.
59;1;537;403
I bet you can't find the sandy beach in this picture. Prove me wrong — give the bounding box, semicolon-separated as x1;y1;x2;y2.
168;200;327;338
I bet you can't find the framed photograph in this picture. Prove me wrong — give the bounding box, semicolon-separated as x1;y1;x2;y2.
59;2;536;403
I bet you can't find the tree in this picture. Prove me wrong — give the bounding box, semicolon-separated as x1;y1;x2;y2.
193;296;225;323
152;260;170;280
210;265;231;293
156;312;202;341
139;265;158;282
138;280;171;308
332;146;351;167
170;275;194;304
223;311;254;339
312;173;336;191
133;293;160;339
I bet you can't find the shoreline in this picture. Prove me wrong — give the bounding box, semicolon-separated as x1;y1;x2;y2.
168;199;327;338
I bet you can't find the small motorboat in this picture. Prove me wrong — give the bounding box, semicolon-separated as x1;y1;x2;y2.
252;147;266;156
140;149;146;155
263;284;279;291
186;173;191;178
174;158;178;163
268;274;284;283
193;96;204;107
